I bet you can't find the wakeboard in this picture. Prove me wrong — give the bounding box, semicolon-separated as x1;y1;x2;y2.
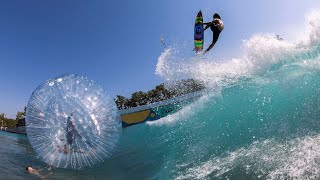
194;10;204;54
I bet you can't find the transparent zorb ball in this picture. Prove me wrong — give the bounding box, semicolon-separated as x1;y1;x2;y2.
26;74;121;170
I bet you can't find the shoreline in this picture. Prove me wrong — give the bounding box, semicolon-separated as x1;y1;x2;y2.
0;126;26;135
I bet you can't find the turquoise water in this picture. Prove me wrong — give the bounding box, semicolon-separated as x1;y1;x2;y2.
5;65;320;179
5;55;320;179
4;11;320;180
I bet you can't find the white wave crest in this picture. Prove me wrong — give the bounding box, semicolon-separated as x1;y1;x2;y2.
175;135;320;179
155;10;320;87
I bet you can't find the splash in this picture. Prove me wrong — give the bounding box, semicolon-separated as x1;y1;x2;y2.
175;135;320;179
155;10;320;88
148;10;320;179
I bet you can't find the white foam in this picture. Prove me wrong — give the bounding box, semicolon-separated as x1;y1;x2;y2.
155;48;174;80
175;135;320;179
150;10;320;127
305;9;320;46
152;10;320;179
146;93;214;126
155;10;320;88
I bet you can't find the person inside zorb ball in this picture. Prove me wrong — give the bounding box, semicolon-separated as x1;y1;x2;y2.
26;74;121;170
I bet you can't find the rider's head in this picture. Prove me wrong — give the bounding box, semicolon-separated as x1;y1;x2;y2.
213;13;221;19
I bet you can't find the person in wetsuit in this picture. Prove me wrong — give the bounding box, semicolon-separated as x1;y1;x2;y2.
203;13;224;54
66;113;82;149
65;112;94;153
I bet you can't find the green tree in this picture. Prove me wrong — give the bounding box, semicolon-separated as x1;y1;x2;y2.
0;113;5;121
16;111;25;121
114;79;205;110
0;113;5;127
131;91;147;106
114;95;127;110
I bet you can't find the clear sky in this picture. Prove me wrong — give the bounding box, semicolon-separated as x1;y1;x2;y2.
1;0;320;118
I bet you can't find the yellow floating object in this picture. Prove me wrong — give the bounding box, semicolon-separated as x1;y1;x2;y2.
150;113;155;118
120;109;151;124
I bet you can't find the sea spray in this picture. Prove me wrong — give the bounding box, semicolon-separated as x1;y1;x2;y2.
147;10;320;179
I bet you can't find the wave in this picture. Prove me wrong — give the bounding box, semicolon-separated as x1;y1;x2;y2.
155;10;320;89
146;10;320;179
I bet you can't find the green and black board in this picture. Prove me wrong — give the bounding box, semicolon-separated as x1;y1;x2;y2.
194;10;204;54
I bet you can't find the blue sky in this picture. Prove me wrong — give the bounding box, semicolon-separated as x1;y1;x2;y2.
1;0;320;118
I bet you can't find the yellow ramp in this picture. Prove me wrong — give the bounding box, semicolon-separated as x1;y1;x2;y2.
121;110;151;124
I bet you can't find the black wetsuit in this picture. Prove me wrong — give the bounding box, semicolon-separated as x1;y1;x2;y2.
210;23;221;45
66;114;94;150
66;115;81;147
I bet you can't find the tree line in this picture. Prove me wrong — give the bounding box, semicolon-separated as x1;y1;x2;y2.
1;79;205;124
0;106;26;128
114;79;205;110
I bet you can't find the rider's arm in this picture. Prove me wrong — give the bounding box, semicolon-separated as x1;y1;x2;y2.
204;25;209;31
204;22;211;31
